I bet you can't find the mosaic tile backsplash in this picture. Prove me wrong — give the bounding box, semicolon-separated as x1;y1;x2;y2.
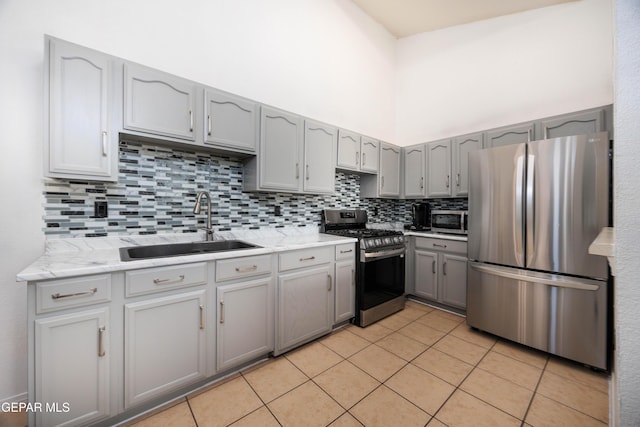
43;140;467;238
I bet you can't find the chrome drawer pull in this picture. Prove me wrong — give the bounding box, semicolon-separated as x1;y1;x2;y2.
327;274;332;291
340;249;353;254
219;300;225;324
433;243;447;248
299;256;316;261
98;326;106;357
153;275;185;285
51;287;97;300
199;305;205;330
235;265;258;273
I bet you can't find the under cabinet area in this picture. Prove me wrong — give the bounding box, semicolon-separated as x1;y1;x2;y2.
411;236;468;311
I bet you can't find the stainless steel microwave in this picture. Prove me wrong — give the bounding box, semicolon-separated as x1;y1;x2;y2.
431;210;468;234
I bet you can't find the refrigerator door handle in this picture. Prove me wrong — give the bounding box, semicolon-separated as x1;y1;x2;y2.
514;154;525;265
469;263;600;291
526;153;535;266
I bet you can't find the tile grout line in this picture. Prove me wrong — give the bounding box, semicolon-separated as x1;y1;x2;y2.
519;356;550;427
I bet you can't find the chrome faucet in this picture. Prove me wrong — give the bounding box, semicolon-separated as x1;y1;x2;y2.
193;191;214;241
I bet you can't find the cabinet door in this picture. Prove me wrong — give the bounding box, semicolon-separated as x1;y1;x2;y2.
124;63;197;141
379;143;401;197
427;140;452;198
304;120;337;194
217;278;273;371
360;137;379;173
47;38;116;180
486;123;534;148
452;133;483;197
204;89;257;152
124;290;206;408
337;129;360;170
414;250;438;301
335;260;355;324
35;308;110;426
440;254;467;309
259;106;302;191
277;266;333;353
404;145;426;198
539;108;606;139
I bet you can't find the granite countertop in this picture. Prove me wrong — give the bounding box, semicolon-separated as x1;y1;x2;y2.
16;227;356;282
589;227;615;276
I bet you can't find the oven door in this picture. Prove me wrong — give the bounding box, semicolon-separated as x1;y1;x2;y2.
358;247;405;311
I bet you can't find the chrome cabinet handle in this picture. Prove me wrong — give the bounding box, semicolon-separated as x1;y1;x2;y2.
306;164;309;180
219;300;224;324
327;274;332;291
101;131;108;156
433;243;447;248
456;173;460;187
51;287;97;300
207;114;212;136
153;275;185;285
98;326;106;357
363;152;366;166
356;151;359;165
446;175;450;188
420;177;424;189
235;265;258;273
443;262;447;275
340;249;353;254
199;304;205;330
300;256;316;261
432;260;436;274
189;110;193;132
381;176;385;189
296;163;300;179
352;269;355;285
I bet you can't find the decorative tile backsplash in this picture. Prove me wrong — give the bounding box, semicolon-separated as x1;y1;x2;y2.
43;140;466;238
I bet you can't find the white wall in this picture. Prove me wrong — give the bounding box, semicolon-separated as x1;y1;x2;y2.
395;0;613;145
613;0;640;425
0;0;396;402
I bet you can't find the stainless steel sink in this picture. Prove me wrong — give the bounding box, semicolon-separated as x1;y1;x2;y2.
119;240;261;261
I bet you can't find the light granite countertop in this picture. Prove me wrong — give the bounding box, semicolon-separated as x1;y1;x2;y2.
16;226;356;282
589;226;615;276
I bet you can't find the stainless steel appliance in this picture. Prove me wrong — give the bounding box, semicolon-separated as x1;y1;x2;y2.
321;209;405;327
431;210;468;235
410;203;430;230
467;132;610;369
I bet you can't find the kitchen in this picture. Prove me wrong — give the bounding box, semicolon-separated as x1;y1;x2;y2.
0;0;638;426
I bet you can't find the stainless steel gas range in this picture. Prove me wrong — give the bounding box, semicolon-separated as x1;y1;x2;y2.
321;209;405;327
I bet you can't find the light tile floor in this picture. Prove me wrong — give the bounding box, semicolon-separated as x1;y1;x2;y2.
126;300;609;427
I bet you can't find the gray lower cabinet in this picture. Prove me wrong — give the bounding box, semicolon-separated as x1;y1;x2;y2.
412;237;468;311
124;62;198;141
45;36;118;181
334;243;356;324
276;247;334;355
214;254;274;372
124;289;207;408
204;88;258;153
404;144;427;198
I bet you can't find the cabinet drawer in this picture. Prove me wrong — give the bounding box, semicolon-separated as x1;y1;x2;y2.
125;263;207;297
335;243;356;260
415;237;467;255
36;274;111;314
216;255;272;282
279;247;332;272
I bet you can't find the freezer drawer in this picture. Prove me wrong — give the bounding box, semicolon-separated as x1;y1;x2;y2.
467;262;608;369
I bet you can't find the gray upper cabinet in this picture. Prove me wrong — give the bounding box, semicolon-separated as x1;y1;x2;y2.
304;120;337;194
360;137;379;173
378;143;401;197
404;144;426;198
486;122;534;148
124;63;197;141
46;37;118;181
427;139;452;198
336;129;361;171
204;89;257;153
258;106;302;192
538;107;608;139
452;133;483;197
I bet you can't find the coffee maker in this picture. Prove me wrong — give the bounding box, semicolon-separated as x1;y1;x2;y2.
411;203;430;230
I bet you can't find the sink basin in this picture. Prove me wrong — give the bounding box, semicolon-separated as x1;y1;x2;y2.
119;240;261;261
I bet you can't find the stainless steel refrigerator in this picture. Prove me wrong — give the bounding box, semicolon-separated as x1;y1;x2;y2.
467;132;610;369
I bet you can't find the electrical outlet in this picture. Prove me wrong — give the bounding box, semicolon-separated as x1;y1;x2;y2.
94;201;108;218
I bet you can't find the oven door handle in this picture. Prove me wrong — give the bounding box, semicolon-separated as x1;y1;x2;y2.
363;247;405;261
